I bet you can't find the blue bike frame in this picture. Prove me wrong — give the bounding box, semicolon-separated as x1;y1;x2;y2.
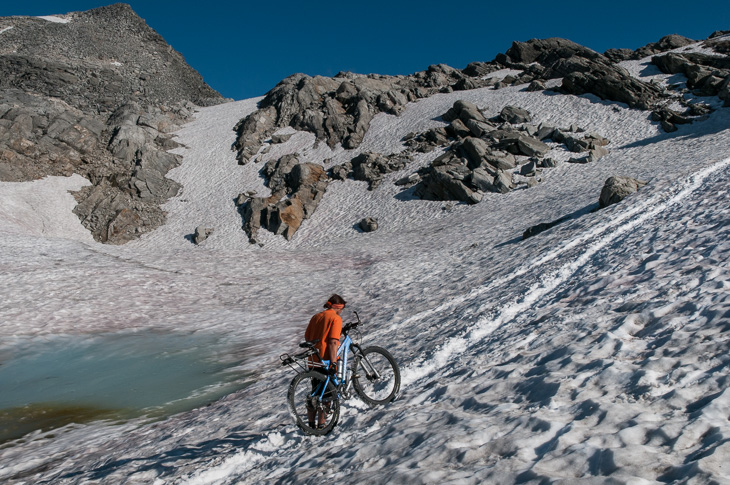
318;332;353;395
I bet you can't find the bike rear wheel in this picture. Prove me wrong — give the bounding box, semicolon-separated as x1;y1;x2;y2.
287;370;340;436
353;346;400;406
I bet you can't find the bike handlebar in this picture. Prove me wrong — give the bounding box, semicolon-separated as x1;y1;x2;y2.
342;310;362;334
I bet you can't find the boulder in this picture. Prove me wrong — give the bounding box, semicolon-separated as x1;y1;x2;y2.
193;226;214;245
271;133;293;144
526;80;547;92
568;146;610;164
496;38;601;67
599;176;647;208
499;106;532;124
359;217;379;232
333;152;410;190
416;163;483;204
446;119;472;139
459;137;491;169
442;100;487;124
497;134;551;158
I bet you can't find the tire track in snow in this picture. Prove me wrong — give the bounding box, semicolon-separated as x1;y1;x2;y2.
400;157;730;386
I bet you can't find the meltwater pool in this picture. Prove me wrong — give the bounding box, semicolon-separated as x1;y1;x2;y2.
0;330;251;444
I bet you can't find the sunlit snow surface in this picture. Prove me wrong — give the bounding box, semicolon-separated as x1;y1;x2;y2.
35;16;71;24
2;46;730;483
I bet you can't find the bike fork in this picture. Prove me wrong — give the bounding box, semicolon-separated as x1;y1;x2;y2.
358;354;381;380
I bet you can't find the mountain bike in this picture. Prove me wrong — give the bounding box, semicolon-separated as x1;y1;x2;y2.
280;311;400;436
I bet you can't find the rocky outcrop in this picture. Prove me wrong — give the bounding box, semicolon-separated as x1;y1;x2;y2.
496;37;666;111
240;154;329;244
704;33;730;55
0;90;194;242
0;4;222;111
652;52;730;106
0;4;224;243
407;101;610;204
232;64;501;165
604;34;696;62
330;152;411;190
599;176;647;209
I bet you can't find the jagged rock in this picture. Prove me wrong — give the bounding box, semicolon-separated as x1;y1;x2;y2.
636;34;696;59
416;163;482;204
536;124;556;140
401;99;607;205
0;5;223;111
603;48;637;63
499;106;532;124
704;35;730;55
539;157;559;168
242;154;329;242
271;133;293;144
359;217;378;233
519;158;541;176
193;226;214;245
526;80;546;92
651;106;694;132
446;119;472;139
652;52;730;100
442;100;487;124
599;176;647;208
497;38;602;67
232;65;482;164
458;137;516;171
462;62;500;77
459;137;490;168
605;34;695;62
495;38;665;111
497;133;551;158
331;152;410;190
395;172;421;187
559;59;664;110
568;146;610;164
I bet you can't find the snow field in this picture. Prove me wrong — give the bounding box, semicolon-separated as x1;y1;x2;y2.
1;44;730;483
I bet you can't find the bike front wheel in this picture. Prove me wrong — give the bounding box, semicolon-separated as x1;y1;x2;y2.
287;371;340;436
353;346;400;406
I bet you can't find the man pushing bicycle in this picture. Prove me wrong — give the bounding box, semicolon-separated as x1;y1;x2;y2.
304;294;347;428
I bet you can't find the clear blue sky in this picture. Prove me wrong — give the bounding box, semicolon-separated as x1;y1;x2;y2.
3;1;729;100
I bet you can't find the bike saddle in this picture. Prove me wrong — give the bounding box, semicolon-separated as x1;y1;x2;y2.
299;339;320;349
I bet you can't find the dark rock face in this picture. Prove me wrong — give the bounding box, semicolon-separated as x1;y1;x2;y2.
0;4;224;243
599;176;647;209
240;154;329;243
0;4;222;110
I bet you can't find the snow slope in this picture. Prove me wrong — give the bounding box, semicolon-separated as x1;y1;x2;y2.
1;46;730;484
